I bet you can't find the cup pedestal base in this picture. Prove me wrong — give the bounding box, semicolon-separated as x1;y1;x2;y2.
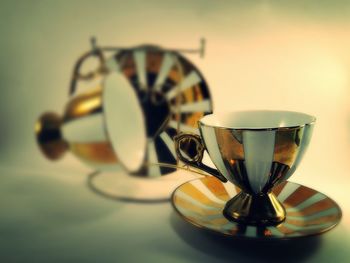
223;191;286;226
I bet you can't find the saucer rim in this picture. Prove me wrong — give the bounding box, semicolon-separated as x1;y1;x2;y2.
171;177;342;241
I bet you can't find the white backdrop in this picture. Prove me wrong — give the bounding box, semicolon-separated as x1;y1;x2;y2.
0;1;350;262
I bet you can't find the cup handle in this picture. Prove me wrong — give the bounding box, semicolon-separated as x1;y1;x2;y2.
174;133;227;182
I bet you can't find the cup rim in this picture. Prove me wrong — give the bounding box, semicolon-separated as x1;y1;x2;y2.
199;110;316;131
102;69;147;173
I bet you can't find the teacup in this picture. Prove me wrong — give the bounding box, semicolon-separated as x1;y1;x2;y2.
175;110;315;225
36;70;147;172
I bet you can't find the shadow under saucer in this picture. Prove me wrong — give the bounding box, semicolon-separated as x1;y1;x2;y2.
170;212;323;263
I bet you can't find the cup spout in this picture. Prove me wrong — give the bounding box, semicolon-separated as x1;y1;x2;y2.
35;112;68;160
223;191;286;226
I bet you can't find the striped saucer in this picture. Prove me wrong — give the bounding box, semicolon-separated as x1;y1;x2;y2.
172;177;342;239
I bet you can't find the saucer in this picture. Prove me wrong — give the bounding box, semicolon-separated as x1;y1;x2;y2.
66;45;213;177
111;46;213;177
172;177;342;239
88;165;203;201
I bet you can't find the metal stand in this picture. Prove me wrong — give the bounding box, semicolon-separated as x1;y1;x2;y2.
69;37;206;95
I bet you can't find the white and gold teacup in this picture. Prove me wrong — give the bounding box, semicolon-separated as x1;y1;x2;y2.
175;110;315;225
36;70;147;173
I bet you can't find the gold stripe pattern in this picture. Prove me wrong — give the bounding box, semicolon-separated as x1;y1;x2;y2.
70;142;118;164
172;177;341;239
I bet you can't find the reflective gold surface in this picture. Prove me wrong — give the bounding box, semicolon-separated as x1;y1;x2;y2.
273;128;303;167
114;46;213;176
70;142;117;164
215;129;248;192
174;133;227;182
35;112;68;160
175;130;288;225
35;84;116;166
172;177;342;239
223;192;286;225
36;45;213;175
64;86;102;122
175;113;314;225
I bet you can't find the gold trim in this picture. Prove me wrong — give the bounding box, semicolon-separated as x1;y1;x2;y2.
273;128;303;167
223;192;286;226
171;177;342;240
35;112;68;160
70;142;118;163
174;133;227;182
199;110;316;132
199;121;315;132
64;86;102;122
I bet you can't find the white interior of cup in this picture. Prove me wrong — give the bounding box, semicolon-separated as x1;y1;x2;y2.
200;110;315;129
103;71;146;172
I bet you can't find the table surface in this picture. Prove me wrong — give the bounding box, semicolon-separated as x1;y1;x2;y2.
0;155;349;263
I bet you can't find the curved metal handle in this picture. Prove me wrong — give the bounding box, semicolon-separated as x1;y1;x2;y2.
174;133;227;182
69;49;107;95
